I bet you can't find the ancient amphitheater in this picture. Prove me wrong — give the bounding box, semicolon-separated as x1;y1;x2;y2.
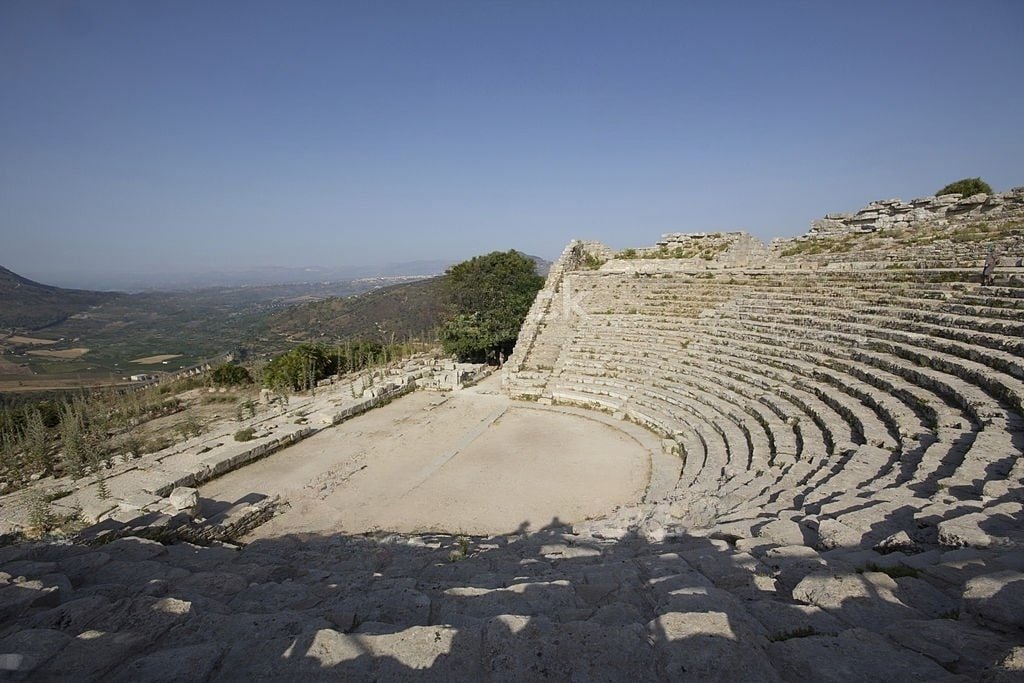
1;189;1023;680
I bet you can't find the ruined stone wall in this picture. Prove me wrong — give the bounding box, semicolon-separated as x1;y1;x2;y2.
501;240;579;386
602;231;771;271
803;188;1024;239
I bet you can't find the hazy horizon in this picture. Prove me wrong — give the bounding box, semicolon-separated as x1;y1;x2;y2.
7;257;464;292
2;1;1022;288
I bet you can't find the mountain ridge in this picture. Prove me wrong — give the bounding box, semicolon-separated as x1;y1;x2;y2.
0;265;122;331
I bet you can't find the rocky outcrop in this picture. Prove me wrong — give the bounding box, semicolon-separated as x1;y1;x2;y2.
805;188;1024;239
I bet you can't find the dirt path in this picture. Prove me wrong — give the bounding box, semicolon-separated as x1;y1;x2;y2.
199;374;650;537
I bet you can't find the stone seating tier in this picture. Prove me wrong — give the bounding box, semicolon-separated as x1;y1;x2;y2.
505;232;1023;534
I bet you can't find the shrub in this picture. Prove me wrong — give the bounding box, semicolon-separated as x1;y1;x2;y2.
210;364;252;386
936;177;992;197
175;415;204;439
234;427;256;442
143;435;175;453
579;252;606;270
26;491;58;535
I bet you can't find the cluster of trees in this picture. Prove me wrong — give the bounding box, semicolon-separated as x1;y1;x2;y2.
438;250;544;362
260;340;415;392
209;363;252;386
0;377;201;487
261;250;545;390
0;396;114;486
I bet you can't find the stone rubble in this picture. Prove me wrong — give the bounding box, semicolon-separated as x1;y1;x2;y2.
804;188;1024;240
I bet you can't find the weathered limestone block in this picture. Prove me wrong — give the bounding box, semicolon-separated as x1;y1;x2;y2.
0;628;73;680
117;493;162;513
744;600;844;641
938;504;1024;549
438;580;576;625
762;545;828;592
649;611;781;682
791;570;924;628
962;570;1024;629
757;519;816;547
882;618;1019;674
0;580;61;621
56;548;111;589
486;615;655;681
0;559;58;577
769;628;961;682
87;559;190;591
874;530;918;554
892;576;959;618
167;486;198;512
229;581;316;613
26;594;114;633
102;537;167;563
323;585;431;628
36;597;193;679
814;519;862;550
108;644;224;683
172;571;248;599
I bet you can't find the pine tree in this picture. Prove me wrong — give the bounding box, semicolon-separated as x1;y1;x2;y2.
23;407;52;474
58;401;88;479
95;470;110;501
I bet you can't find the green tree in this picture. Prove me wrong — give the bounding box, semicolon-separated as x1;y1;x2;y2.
22;407;52;474
936;177;992;197
438;250;545;362
58;400;89;479
0;426;20;474
262;343;332;392
26;490;57;535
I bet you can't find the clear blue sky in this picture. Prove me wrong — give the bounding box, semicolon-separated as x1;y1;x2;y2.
2;1;1022;287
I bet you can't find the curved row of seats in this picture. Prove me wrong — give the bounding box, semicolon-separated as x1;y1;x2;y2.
508;264;1024;550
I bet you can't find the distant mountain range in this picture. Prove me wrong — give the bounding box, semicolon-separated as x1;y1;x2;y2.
0;266;121;331
1;250;552;353
34;259;462;292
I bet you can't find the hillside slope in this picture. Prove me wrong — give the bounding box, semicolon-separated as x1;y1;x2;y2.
265;254;551;344
0;266;121;330
264;276;448;343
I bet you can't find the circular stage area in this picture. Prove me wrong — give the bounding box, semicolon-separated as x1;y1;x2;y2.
199;374;651;538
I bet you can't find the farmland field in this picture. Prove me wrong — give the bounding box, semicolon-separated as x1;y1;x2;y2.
0;277;430;392
26;347;90;359
7;335;58;345
129;354;183;364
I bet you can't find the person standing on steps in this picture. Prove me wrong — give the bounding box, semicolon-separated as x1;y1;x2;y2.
981;250;999;286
